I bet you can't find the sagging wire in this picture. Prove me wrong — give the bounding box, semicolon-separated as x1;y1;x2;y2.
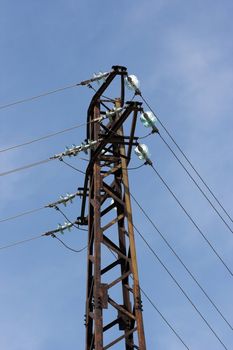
54;206;88;232
50;233;87;253
59;158;86;175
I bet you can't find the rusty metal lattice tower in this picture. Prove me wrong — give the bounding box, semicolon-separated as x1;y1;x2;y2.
78;66;147;350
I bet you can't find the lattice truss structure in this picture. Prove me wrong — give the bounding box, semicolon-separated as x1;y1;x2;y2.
78;66;147;350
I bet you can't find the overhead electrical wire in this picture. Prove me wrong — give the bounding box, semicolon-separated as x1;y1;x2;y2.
58;155;229;346
0;224;86;253
52;234;87;253
139;93;233;225
54;206;88;232
1;144;230;331
59;158;86;175
0;232;86;253
0;123;87;154
0;148;87;178
121;164;145;171
131;192;233;331
138;131;153;140
133;224;229;350
140;287;190;350
60;147;232;278
0;82;81;111
150;165;233;277
159;133;233;236
1;80;229;345
51;208;88;252
0;158;53;177
0;162;87;225
0;116;104;155
1;75;216;348
0;198;74;226
0;71;110;112
0;206;44;223
0;234;43;251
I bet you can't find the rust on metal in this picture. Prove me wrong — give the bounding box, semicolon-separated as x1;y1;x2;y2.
82;66;147;350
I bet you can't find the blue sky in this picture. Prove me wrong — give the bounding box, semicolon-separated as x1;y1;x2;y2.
0;0;232;349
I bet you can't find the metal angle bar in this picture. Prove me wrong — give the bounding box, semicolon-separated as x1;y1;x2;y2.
87;65;127;140
108;298;136;321
101;258;122;275
102;235;129;261
99;155;120;162
88;102;139;172
101;164;123;178
92;104;103;350
103;318;121;333
103;328;137;350
101;214;125;232
117;118;147;348
102;182;125;207
107;271;131;290
81;102;141;221
127;109;138;161
88;107;133;167
101;203;116;217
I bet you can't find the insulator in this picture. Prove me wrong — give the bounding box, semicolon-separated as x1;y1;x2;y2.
140;111;159;133
106;107;123;119
125;75;140;91
134;143;152;165
93;71;108;85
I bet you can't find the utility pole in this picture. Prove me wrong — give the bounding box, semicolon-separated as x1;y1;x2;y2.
78;66;147;350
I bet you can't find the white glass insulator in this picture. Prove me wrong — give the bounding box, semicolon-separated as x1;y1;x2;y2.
125;75;140;91
140;111;157;128
134;143;149;160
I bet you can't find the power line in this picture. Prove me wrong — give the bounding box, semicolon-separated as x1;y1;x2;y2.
0;151;86;178
0;82;80;111
59;158;86;174
54;206;88;232
0;198;77;226
0;207;44;223
52;234;87;253
2;149;229;337
123;164;145;171
0;167;86;225
151;165;233;277
0;71;111;112
133;224;229;350
0;158;53;177
0;123;86;154
131;192;233;331
0;230;86;253
0;234;43;251
138;132;153;140
49;208;87;252
159;133;233;236
0;117;104;155
139;287;190;350
139;93;233;225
